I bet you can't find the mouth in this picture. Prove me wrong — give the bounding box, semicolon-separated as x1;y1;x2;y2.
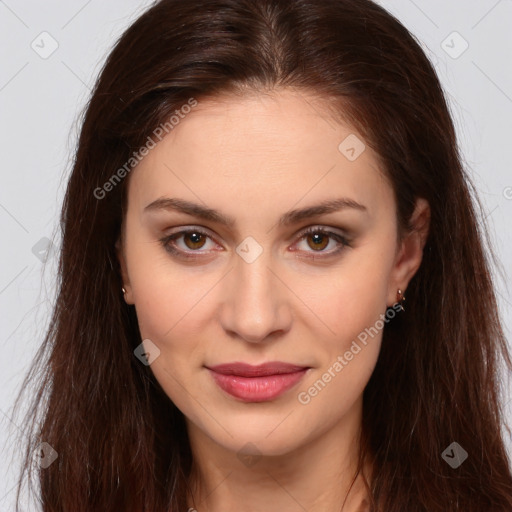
205;362;311;402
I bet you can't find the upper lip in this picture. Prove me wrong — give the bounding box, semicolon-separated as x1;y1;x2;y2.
206;362;309;377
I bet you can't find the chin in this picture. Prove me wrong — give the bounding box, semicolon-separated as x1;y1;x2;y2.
225;433;303;459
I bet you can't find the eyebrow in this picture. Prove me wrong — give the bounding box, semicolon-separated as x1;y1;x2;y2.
143;197;367;227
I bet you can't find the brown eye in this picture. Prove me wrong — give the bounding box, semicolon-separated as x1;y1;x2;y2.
293;227;350;258
306;232;329;251
183;231;207;250
159;227;217;260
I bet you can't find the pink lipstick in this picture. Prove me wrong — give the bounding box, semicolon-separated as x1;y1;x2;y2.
206;362;310;402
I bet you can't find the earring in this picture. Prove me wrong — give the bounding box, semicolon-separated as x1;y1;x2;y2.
121;286;126;295
396;288;406;312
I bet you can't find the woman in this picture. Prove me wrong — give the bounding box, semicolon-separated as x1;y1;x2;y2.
12;0;512;510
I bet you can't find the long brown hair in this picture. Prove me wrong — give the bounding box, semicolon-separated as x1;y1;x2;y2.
12;0;512;510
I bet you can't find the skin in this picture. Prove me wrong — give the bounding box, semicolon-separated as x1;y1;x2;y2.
117;88;430;512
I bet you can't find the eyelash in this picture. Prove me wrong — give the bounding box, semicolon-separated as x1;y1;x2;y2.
159;226;351;261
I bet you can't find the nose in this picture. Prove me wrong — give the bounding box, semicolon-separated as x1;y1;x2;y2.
218;249;292;344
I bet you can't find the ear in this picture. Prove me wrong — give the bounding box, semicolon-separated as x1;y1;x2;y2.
115;235;134;304
387;198;430;306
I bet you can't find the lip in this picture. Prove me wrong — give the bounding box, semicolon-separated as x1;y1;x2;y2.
206;362;310;402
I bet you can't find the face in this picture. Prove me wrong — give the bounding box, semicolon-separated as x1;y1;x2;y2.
117;88;428;457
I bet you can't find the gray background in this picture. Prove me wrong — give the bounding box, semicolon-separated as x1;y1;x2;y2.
1;0;511;509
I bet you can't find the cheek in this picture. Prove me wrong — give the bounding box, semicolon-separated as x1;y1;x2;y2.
131;272;210;415
125;230;213;342
133;276;210;358
301;249;393;344
293;244;394;403
296;287;386;425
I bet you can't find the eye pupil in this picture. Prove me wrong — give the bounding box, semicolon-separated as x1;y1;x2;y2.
184;232;206;250
307;232;329;251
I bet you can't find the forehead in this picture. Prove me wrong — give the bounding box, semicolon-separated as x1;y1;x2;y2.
127;88;392;222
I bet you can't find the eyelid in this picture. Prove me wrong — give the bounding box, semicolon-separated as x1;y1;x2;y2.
295;224;349;239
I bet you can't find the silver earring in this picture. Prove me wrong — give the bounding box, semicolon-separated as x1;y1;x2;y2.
122;286;126;295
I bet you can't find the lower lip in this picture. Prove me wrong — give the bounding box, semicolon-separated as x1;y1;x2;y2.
207;368;309;402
